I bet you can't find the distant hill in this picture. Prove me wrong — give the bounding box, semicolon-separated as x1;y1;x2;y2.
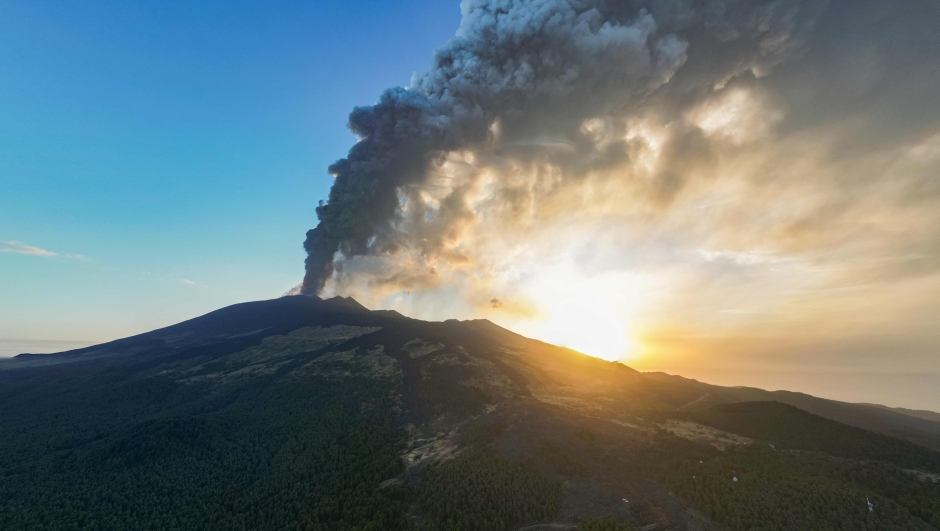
689;401;940;473
863;403;940;424
1;295;938;530
639;372;940;451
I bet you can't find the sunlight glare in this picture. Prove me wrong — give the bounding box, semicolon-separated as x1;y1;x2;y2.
517;265;636;362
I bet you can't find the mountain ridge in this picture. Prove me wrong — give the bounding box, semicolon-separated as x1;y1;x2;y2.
2;295;939;530
5;295;938;450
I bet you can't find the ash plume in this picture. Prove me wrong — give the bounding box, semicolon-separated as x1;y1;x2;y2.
302;0;824;294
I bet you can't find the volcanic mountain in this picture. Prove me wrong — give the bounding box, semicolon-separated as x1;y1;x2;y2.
2;296;939;530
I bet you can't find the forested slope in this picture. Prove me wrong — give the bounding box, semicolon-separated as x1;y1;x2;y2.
1;295;938;530
690;401;940;473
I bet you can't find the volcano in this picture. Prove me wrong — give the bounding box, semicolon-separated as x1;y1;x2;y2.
2;296;939;530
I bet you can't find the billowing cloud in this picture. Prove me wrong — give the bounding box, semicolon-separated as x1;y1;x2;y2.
302;0;827;293
301;0;940;405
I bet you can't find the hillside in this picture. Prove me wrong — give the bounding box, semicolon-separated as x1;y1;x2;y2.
688;402;940;473
637;373;940;452
1;295;938;530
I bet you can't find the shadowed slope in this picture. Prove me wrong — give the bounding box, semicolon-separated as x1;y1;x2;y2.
2;296;939;530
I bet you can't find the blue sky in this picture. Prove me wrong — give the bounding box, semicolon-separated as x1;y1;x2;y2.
0;0;461;343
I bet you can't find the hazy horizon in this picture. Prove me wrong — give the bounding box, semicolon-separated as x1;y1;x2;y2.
3;321;937;412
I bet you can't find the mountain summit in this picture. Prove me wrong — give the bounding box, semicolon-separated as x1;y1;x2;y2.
2;296;939;530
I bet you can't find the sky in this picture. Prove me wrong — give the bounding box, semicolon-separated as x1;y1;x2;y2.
0;0;461;339
2;0;938;410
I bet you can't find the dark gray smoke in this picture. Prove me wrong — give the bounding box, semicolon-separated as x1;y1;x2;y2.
302;0;825;293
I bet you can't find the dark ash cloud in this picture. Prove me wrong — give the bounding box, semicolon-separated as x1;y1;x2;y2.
302;0;823;293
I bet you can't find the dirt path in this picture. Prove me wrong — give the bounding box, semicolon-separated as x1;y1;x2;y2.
677;393;709;410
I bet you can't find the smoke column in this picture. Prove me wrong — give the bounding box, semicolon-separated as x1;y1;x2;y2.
302;0;823;294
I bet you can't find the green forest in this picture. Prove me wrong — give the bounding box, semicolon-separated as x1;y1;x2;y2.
0;365;410;530
690;401;940;473
576;516;636;530
2;333;940;531
644;432;940;531
419;450;560;530
4;366;940;531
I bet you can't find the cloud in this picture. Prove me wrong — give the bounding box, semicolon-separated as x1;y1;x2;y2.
699;250;778;266
3;240;211;293
281;283;304;297
302;0;826;293
303;0;940;389
1;241;94;262
1;240;58;257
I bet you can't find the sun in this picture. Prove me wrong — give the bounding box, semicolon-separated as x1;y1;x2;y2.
534;298;632;362
507;264;638;362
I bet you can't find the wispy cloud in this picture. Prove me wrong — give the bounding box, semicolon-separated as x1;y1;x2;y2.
141;271;208;288
719;308;773;315
699;250;777;266
1;240;58;257
5;239;206;291
1;240;92;261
